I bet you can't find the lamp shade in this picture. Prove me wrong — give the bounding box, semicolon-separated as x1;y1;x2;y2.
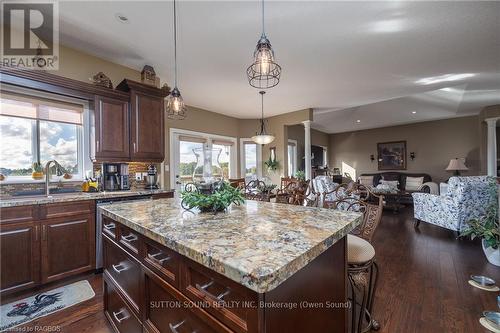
445;158;468;171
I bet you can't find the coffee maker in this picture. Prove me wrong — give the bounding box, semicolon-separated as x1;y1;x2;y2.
145;164;159;189
102;163;130;191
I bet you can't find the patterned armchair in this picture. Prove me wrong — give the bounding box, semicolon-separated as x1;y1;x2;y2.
412;176;498;234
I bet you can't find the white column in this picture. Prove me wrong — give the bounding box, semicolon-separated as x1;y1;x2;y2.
486;118;498;177
303;120;312;180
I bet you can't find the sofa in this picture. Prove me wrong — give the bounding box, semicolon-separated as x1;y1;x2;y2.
358;172;435;204
412;176;498;234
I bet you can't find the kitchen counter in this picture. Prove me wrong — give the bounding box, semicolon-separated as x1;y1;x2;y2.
0;189;174;208
99;198;361;293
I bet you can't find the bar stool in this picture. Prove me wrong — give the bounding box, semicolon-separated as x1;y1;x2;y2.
348;234;380;333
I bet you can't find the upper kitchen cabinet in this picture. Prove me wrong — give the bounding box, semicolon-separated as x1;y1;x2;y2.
92;95;130;162
117;79;168;163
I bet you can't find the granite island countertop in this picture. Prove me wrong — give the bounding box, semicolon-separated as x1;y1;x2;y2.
0;189;174;208
99;198;362;293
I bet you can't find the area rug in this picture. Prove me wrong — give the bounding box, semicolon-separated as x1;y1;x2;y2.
0;280;95;332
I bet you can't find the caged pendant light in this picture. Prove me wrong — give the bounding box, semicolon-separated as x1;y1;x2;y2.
246;0;282;89
252;91;275;145
165;0;187;120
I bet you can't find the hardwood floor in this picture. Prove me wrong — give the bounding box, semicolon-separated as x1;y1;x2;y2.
372;207;499;333
1;272;113;333
2;206;498;333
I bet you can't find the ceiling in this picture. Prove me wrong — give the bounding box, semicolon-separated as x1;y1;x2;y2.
58;1;500;132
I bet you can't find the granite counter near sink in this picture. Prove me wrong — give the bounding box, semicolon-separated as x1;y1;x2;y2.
0;189;174;208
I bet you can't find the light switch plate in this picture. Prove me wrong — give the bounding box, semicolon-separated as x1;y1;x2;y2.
164;164;169;172
135;173;142;181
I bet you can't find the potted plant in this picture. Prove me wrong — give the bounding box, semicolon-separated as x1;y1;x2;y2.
31;162;44;180
181;181;245;213
295;170;306;181
461;203;500;266
264;157;279;172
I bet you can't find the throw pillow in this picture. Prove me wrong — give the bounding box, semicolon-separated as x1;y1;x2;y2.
406;176;424;191
358;176;374;188
380;179;399;190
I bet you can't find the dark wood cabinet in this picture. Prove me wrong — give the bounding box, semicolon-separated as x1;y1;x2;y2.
130;91;164;162
0;201;96;296
93;95;130;162
117;79;167;163
40;214;95;283
0;221;40;294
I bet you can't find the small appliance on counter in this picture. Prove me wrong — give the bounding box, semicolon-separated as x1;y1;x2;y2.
102;163;130;191
145;164;159;189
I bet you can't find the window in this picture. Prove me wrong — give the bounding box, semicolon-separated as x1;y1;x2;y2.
288;140;297;177
0;92;84;180
171;130;237;191
240;140;262;181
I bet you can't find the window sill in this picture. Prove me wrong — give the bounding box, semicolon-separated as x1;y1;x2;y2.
0;177;83;185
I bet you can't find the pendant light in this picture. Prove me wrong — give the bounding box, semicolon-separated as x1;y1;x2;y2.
246;0;281;89
252;91;275;145
166;0;186;120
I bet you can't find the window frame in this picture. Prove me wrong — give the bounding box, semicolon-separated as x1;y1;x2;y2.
287;139;298;177
0;85;91;184
239;138;262;180
169;128;238;190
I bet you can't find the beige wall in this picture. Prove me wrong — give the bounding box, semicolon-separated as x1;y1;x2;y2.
55;45;141;87
329;116;481;183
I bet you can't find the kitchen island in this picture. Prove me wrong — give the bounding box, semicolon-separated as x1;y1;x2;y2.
99;198;361;333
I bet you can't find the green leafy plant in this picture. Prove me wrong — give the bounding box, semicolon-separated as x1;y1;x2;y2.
32;162;43;172
181;181;245;213
295;170;306;181
460;182;499;249
264;157;279;172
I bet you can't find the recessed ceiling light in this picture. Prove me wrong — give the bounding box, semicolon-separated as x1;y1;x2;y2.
411;111;417;114
356;119;361;123
415;73;475;85
115;13;129;24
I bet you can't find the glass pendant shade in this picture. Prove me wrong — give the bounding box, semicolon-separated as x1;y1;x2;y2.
252;91;275;145
247;35;281;89
252;133;275;145
166;87;186;120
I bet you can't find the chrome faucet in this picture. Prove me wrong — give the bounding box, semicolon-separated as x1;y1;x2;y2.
45;160;67;196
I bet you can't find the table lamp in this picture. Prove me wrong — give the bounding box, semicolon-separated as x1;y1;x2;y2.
445;158;468;176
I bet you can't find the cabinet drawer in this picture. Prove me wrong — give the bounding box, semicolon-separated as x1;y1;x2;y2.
0;205;37;224
102;216;117;239
143;267;232;333
40;200;94;219
118;224;140;256
104;276;142;333
182;260;258;333
142;238;180;288
104;237;141;314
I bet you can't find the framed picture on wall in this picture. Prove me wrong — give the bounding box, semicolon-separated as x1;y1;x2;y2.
377;141;407;170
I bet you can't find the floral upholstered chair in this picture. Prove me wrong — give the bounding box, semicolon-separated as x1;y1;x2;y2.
412;176;498;234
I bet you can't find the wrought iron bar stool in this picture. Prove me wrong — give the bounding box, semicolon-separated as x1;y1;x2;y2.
323;183;383;333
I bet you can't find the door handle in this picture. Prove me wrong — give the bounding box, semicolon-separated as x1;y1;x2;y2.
96;140;100;152
42;225;47;241
34;225;38;242
112;263;128;274
169;320;186;333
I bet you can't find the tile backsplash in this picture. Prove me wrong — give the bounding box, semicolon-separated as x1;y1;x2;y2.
0;162;159;198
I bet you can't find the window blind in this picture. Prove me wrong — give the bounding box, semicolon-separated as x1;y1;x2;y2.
0;92;83;125
212;139;234;146
178;135;206;143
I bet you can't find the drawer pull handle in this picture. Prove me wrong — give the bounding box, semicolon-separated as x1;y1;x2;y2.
196;280;231;301
122;233;138;242
169;320;185;333
150;251;171;265
112;308;130;323
112;263;128;274
103;223;115;230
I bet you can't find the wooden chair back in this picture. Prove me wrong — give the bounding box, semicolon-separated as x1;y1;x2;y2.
228;178;246;190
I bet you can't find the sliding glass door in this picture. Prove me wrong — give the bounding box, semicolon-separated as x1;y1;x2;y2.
171;130;237;192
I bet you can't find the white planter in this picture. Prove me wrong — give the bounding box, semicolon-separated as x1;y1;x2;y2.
482;239;500;266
